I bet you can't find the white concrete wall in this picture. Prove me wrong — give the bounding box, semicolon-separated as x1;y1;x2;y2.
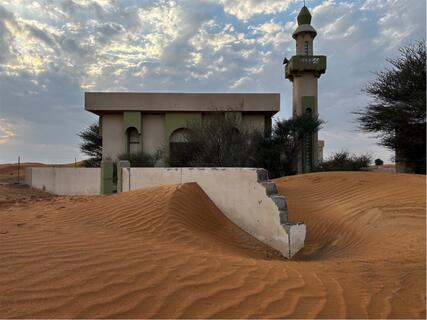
121;167;305;258
102;114;124;160
142;114;165;155
27;168;101;195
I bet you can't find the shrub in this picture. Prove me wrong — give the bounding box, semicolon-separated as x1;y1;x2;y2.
118;151;159;167
166;117;258;167
316;151;372;171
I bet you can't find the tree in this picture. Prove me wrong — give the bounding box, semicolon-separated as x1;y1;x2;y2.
78;122;102;167
355;41;426;174
375;158;384;166
271;114;324;176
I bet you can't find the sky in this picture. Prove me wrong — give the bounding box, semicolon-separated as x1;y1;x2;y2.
0;0;425;164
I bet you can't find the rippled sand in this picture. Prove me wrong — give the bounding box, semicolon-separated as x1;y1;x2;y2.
0;172;425;318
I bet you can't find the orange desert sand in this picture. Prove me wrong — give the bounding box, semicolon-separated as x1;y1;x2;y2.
0;170;425;318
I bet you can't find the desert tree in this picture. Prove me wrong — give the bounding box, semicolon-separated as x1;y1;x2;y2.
167;114;323;178
355;41;426;174
78;122;102;167
271;114;324;176
167;117;257;167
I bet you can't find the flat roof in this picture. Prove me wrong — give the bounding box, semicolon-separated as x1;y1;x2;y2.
85;92;280;115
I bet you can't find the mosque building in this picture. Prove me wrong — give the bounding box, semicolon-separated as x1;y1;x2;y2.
85;5;326;173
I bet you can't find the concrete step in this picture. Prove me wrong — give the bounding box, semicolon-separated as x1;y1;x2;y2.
261;181;279;196
256;169;268;182
270;194;287;211
279;209;288;224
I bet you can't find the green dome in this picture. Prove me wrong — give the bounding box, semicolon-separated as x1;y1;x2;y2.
297;6;312;25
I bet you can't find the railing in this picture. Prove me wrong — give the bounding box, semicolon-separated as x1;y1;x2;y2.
285;55;327;79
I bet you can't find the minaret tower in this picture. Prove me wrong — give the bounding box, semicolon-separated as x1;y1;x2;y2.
285;4;327;173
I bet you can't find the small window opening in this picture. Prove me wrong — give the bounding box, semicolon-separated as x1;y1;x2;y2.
304;41;309;55
127;128;140;154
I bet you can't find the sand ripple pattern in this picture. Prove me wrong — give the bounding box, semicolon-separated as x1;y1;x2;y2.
0;172;425;318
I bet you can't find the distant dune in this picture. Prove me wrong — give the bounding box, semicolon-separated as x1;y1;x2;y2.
0;162;84;184
0;172;425;318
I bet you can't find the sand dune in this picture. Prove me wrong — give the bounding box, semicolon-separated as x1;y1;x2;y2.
0;172;425;318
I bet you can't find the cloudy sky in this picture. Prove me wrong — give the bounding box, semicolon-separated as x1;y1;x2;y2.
0;0;425;164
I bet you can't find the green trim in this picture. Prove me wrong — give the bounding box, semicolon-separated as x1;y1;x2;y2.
301;96;315;173
165;112;202;144
225;111;242;124
123;111;141;133
301;96;315;114
285;55;327;80
297;6;312;25
101;159;113;195
123;112;143;154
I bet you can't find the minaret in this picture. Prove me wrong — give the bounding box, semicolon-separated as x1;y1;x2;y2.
285;5;326;173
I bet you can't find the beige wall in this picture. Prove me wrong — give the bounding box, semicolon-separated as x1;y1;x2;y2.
292;73;319;172
242;114;265;132
296;33;314;55
292;73;318;117
202;113;224;124
121;168;306;258
102;114;124;160
142;114;165;155
102;111;271;159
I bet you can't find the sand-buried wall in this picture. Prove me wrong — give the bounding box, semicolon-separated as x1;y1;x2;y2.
25;167;101;195
121;168;305;258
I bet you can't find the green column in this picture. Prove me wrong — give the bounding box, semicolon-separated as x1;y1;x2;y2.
101;159;113;195
165;112;202;144
301;96;315;173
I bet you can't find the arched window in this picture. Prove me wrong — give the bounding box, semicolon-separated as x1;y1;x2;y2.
170;128;193;144
127;127;140;154
169;128;193;166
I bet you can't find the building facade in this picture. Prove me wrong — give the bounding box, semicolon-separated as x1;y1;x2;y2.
85;92;279;161
285;6;327;173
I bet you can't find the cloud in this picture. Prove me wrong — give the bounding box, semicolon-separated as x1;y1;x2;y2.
0;0;425;163
0;118;15;144
217;0;293;21
0;5;19;64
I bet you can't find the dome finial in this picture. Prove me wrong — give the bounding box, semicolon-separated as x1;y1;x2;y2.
297;4;312;25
